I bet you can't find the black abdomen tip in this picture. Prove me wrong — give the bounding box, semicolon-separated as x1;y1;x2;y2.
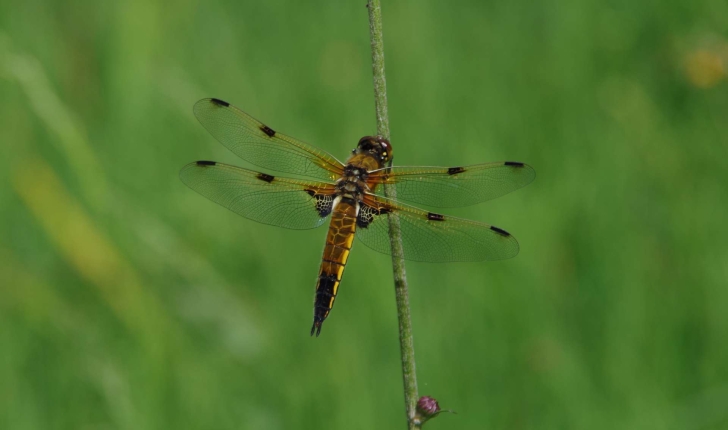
311;320;323;337
504;161;524;167
196;160;216;166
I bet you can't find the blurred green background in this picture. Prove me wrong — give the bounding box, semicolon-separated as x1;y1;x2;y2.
2;0;727;429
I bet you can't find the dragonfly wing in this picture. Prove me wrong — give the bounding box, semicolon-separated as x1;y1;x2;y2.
369;161;535;208
194;98;345;182
180;161;336;230
355;193;519;262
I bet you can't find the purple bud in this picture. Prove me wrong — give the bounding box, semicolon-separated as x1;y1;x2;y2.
417;396;441;417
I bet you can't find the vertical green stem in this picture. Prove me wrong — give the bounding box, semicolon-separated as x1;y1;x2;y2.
367;1;419;428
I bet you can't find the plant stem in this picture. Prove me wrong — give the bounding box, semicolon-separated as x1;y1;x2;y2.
367;1;419;428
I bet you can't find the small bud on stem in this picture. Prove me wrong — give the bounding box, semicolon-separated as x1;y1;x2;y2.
413;396;455;426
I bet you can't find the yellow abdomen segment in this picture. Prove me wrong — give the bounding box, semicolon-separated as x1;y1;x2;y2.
311;198;358;336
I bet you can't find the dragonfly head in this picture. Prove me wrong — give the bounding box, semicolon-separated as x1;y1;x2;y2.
356;136;393;166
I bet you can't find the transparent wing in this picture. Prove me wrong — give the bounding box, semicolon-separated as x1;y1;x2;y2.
355;193;520;262
180;161;336;230
368;162;535;208
194;98;345;182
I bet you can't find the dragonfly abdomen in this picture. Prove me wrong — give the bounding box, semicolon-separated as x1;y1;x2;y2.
311;197;358;336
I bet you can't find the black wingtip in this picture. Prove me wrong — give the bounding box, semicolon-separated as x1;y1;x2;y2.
209;98;230;107
490;225;511;237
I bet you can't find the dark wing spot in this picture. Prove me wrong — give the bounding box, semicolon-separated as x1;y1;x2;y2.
210;98;230;107
447;166;466;175
314;194;334;218
196;160;216;166
304;189;316;196
358;205;393;228
427;212;445;221
504;161;524;167
490;226;510;236
260;125;276;137
357;205;374;228
256;173;275;183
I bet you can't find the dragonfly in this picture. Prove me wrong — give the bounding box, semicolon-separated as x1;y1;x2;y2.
180;98;535;336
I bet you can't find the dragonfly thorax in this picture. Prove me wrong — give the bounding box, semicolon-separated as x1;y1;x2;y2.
337;146;387;201
342;163;369;180
336;164;371;199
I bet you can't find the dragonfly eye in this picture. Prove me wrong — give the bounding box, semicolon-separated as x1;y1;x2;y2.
357;136;393;164
357;137;374;150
